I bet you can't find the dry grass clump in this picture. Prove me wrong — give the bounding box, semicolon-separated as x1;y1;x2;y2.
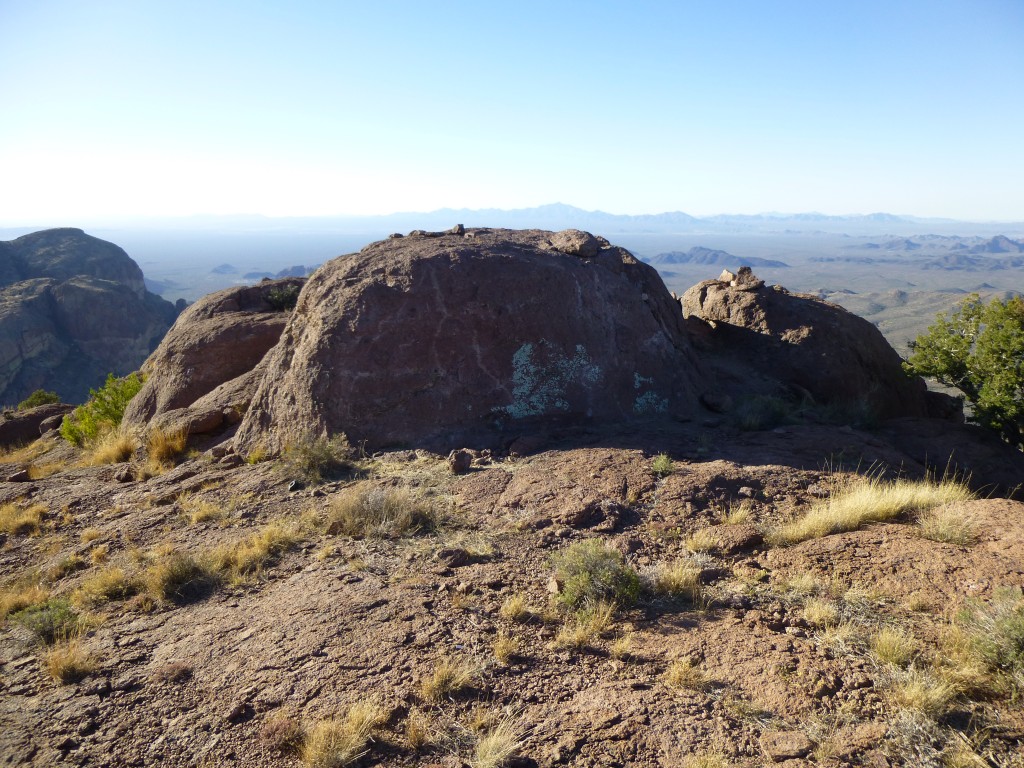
781;571;820;597
43;637;96;683
404;709;433;751
719;499;752;525
260;713;303;753
73;567;137;607
664;658;710;691
141;547;217;602
492;631;521;664
146;426;187;467
83;428;138;465
283;434;353;485
917;503;978;545
888;667;960;717
326;485;441;538
771;474;973;545
80;527;102;543
420;656;482;702
0;579;48;620
0;502;46;535
647;559;703;601
871;627;919;668
957;587;1024;696
498;593;532;622
300;702;387;767
209;522;300;583
683;528;717;553
471;713;525;768
179;493;226;525
10;597;81;643
803;598;840;628
27;461;67;480
553;600;615;650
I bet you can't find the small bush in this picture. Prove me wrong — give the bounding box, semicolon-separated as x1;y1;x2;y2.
142;548;217;603
771;474;973;545
267;284;301;311
871;627;919;667
60;373;143;447
18;389;60;410
0;502;45;536
651;453;674;477
420;656;481;702
327;485;440;538
732;394;792;431
11;598;80;643
301;702;387;767
43;637;96;683
551;539;640;611
282;434;353;484
664;658;709;690
960;587;1024;695
261;713;303;753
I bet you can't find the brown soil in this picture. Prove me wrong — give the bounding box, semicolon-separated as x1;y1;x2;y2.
1;420;1023;768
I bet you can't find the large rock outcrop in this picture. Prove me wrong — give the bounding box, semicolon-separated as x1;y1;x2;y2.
0;229;178;404
234;228;705;452
681;267;935;419
122;279;304;437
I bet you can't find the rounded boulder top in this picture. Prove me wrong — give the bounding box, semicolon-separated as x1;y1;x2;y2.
233;227;705;452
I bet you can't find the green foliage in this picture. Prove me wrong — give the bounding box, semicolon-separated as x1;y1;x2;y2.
906;294;1024;448
551;539;640;612
59;373;143;447
651;453;674;477
17;389;60;410
11;598;80;643
962;587;1024;696
266;284;301;311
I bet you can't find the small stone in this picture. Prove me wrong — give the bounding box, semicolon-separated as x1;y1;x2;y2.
219;454;243;467
447;449;474;474
547;576;562;594
759;730;813;761
6;469;30;482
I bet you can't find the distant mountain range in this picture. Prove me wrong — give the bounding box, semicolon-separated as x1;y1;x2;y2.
645;247;789;269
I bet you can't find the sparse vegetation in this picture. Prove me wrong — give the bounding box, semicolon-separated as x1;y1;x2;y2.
282;433;353;484
300;702;387;767
550;539;640;611
403;709;433;751
917;503;978;545
771;474;973;545
889;667;959;718
732;394;792;431
553;600;615;649
73;567;137;606
718;499;752;525
498;593;531;622
11;597;80;643
683;528;717;553
803;598;840;628
420;656;482;701
43;637;96;683
958;587;1024;696
141;547;217;602
83;427;138;465
647;559;702;602
471;713;524;768
651;453;674;477
664;658;710;690
208;522;300;583
0;502;45;535
681;751;730;768
326;485;440;538
871;627;919;667
18;389;60;410
492;631;521;664
179;493;226;525
267;283;301;311
60;372;143;447
0;578;48;620
261;713;303;753
147;425;188;467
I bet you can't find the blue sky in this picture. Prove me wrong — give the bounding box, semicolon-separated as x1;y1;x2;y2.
2;0;1022;223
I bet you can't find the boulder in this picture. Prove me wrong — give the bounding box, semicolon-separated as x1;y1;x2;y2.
0;403;74;449
682;268;932;420
234;228;705;453
122;278;304;436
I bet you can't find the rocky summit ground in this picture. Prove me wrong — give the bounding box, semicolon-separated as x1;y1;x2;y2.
1;415;1022;768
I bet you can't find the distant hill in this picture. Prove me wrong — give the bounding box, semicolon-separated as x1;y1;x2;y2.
0;229;178;404
646;247;789;269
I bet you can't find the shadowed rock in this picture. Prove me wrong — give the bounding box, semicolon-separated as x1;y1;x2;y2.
234;228;705;452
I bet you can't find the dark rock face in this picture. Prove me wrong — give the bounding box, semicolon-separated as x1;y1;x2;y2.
0;403;75;449
0;229;178;404
234;228;705;452
682;267;932;420
122;278;305;437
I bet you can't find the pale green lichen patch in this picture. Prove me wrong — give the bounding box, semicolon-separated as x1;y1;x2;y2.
633;372;668;414
495;341;602;419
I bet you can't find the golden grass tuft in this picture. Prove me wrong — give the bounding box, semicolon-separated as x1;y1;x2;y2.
404;709;433;751
43;637;97;683
917;503;978;546
683;528;718;553
889;667;960;718
179;493;226;525
300;702;387;768
771;474;973;545
649;560;703;601
80;527;102;543
0;579;48;620
664;658;710;691
719;499;752;525
326;485;441;538
498;593;531;622
146;426;187;466
471;713;525;768
73;567;136;607
0;502;46;536
553;600;615;650
83;428;138;466
803;598;840;628
208;521;300;583
27;461;67;479
492;631;521;664
871;627;919;667
419;656;482;702
610;632;634;661
142;547;217;602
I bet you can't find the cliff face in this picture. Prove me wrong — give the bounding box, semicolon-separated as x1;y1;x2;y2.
0;229;178;404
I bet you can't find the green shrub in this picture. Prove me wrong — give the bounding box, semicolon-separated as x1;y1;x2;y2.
551;539;640;611
651;453;674;477
962;587;1024;695
266;284;301;311
17;389;60;410
906;294;1024;448
11;598;80;643
60;373;143;447
731;394;792;431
